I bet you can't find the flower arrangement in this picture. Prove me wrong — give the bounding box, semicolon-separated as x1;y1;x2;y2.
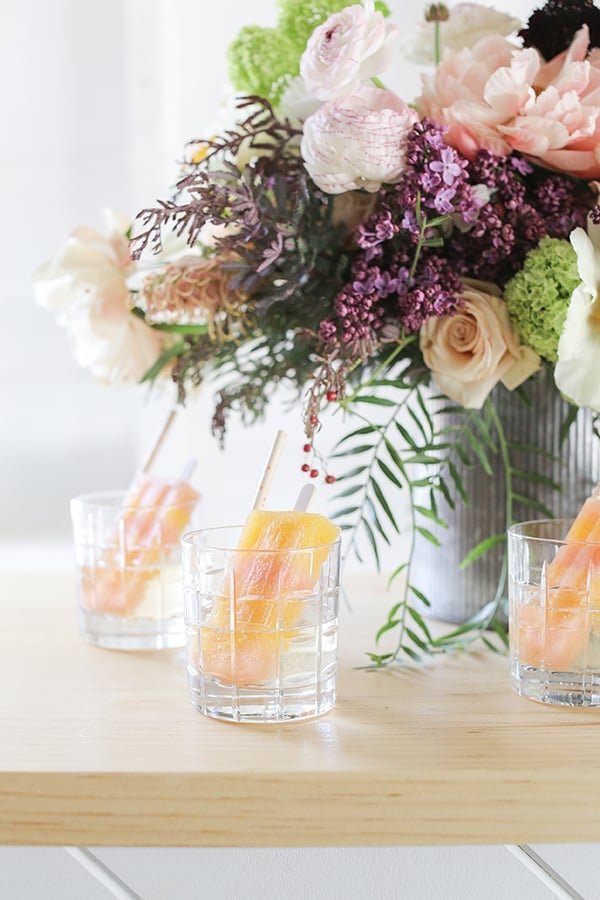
35;0;600;663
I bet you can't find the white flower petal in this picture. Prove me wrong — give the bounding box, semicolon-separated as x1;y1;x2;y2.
555;283;600;411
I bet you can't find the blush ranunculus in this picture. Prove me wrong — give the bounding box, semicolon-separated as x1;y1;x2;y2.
33;210;164;384
300;1;399;103
301;86;419;194
419;284;541;408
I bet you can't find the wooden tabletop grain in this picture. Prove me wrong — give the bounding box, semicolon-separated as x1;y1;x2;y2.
2;572;600;847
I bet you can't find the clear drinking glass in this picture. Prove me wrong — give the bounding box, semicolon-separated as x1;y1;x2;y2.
508;519;600;707
182;526;341;723
71;490;201;650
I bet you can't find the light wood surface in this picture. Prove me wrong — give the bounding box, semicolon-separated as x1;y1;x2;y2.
2;573;600;847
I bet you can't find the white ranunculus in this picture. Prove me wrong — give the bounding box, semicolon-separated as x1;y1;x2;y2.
555;225;600;412
405;2;521;65
33;209;164;385
300;1;399;102
301;86;419;194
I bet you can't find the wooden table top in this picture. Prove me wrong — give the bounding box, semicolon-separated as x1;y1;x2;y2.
2;572;600;847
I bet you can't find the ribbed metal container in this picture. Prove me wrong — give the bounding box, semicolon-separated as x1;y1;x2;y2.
411;369;600;623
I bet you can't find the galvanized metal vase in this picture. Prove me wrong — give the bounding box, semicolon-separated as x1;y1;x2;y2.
411;369;600;624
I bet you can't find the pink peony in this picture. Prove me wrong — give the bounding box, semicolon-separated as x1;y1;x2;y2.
416;25;600;178
416;34;521;158
500;26;600;178
300;1;398;103
301;86;419;194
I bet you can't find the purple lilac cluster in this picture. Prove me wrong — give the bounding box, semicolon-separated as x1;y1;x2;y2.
398;120;484;226
531;173;589;237
318;120;593;358
318;120;481;350
451;151;589;285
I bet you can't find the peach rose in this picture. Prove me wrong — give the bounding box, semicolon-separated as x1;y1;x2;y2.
419;284;541;408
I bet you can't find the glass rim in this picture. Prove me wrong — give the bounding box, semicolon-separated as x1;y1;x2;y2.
181;524;342;554
70;489;198;511
508;518;600;546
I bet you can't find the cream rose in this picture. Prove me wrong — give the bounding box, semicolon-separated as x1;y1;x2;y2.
419;285;541;408
301;86;419;194
300;1;399;103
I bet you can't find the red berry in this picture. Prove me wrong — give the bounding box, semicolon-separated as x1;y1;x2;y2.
303;443;312;453
326;390;338;402
309;468;319;478
309;415;319;426
325;474;336;484
301;463;310;473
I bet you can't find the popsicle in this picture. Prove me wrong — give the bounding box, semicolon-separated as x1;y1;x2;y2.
200;509;340;686
199;434;340;686
81;465;200;616
546;489;600;598
515;595;591;672
79;408;200;617
516;486;600;671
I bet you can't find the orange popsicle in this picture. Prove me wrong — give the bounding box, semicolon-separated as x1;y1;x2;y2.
200;509;340;686
517;487;600;670
81;471;200;616
516;590;591;672
546;493;600;596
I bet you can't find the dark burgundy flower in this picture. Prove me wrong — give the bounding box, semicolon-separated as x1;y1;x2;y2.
519;0;600;59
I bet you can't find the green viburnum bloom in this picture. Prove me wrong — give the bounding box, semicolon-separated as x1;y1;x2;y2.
277;0;358;56
227;26;298;105
504;236;581;363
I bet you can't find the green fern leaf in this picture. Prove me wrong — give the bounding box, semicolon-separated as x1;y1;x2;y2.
459;533;506;569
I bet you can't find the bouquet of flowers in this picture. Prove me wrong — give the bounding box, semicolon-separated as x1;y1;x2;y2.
35;0;600;663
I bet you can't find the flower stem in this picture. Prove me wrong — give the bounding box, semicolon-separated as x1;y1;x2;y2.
407;194;428;287
487;398;512;609
434;21;442;66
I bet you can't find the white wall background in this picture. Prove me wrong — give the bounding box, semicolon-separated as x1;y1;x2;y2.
0;0;435;576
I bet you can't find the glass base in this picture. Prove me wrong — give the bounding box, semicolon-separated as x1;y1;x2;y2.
79;608;186;650
512;660;600;707
187;672;337;723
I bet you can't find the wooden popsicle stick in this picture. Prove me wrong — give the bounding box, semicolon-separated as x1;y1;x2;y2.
252;430;287;510
132;407;179;483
